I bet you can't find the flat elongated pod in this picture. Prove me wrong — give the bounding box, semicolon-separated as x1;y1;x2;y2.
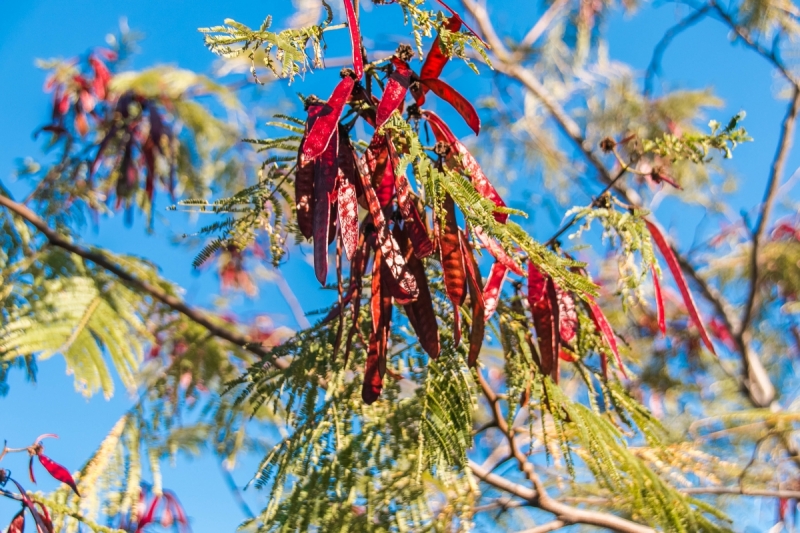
438;194;467;307
375;60;412;129
342;0;364;80
417;15;463;105
645;220;715;354
396;226;440;358
461;232;485;367
302;76;355;162
313;127;339;285
483;261;507;321
528;262;558;380
421;77;480;135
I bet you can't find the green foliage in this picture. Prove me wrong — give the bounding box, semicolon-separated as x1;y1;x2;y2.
643;112;752;164
199;8;334;83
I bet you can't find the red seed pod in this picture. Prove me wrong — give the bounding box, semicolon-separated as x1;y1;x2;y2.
356;143;418;299
38;454;80;496
461;232;485;367
438;195;467;308
363;246;392;404
296;102;325;239
9;479;52;533
342;0;364;80
374;149;396;208
483;261;508;321
586;297;628;379
528;262;559;381
645;220;715;354
474;227;524;276
420;78;480;135
338;129;366;205
423;110;506;222
375;60;413;129
388;140;435;258
417;15;463;106
395;226;441;358
556;285;578;346
302;76;355;163
651;264;666;334
6;508;24;533
337;179;360;261
313;126;340;285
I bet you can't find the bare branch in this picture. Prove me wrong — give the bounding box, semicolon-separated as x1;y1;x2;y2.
740;87;800;335
0;194;287;367
518;0;570;51
644;5;711;97
516;521;567;533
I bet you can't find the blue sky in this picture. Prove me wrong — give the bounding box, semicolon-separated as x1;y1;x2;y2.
0;1;795;531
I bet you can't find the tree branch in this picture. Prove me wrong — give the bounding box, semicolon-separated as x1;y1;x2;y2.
0;194;287;368
518;0;570;51
644;5;711;97
469;460;656;533
516;521;567;533
740;87;800;335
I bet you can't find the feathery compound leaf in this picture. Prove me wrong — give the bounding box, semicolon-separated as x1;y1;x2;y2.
645;220;715;354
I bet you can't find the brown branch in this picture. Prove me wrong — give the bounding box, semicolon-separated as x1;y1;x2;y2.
518;0;570;51
468;460;655;533
709;1;800;89
0;194;287;368
516;521;567;533
740;87;800;335
471;372;655;533
681;486;800;498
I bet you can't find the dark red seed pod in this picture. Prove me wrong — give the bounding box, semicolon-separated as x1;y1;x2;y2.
461;232;485;367
375;60;413;129
417;15;463;106
651;264;666;334
342;0;364;80
362;246;392;404
528;262;558;381
420;78;480;135
313;126;339;285
586;297;627;379
438;194;467;307
302;76;355;163
645;220;715;354
483;261;508;322
395;225;441;358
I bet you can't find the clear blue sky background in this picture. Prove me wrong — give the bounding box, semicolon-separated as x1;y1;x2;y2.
0;1;794;531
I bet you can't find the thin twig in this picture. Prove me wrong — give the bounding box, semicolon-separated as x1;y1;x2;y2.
518;0;570;51
515;521;567;533
644;5;711;97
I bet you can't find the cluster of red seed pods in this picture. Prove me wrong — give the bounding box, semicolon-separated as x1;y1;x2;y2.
295;0;717;403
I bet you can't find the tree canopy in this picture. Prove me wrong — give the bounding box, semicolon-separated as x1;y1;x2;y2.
2;0;800;531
